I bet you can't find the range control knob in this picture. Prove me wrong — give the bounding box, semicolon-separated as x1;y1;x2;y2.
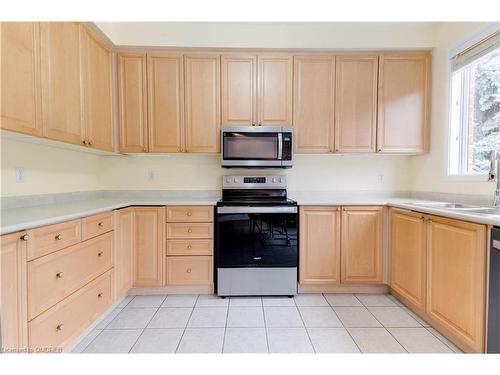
233;177;238;183
278;177;283;183
272;178;276;183
225;177;231;183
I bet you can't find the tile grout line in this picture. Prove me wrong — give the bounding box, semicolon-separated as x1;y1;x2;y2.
261;298;270;354
174;294;199;353
127;295;166;353
424;326;461;353
293;296;316;353
221;298;230;354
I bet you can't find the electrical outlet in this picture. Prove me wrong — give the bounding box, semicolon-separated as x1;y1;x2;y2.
377;174;384;184
148;170;155;182
15;167;25;183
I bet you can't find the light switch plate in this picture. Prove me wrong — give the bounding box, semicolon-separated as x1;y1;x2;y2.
15;167;25;183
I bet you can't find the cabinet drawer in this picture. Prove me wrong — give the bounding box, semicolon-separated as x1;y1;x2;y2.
166;222;213;239
28;232;113;320
82;212;113;240
167;239;213;256
166;206;213;223
29;270;112;351
27;219;82;260
166;256;213;285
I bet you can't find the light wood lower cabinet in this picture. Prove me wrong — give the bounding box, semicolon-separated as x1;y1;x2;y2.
166;256;213;285
0;231;29;352
299;207;341;284
341;206;383;284
114;208;134;299
389;208;427;314
133;207;165;286
426;216;487;353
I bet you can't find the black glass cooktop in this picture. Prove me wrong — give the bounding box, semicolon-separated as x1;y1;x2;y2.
217;198;297;207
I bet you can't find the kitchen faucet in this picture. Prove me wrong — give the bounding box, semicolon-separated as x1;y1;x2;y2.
489;150;500;207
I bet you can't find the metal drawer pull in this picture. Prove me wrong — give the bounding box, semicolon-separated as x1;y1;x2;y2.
56;324;64;331
98;293;103;298
55;234;63;240
186;212;192;216
98;252;103;257
187;245;192;249
56;272;64;279
187;228;193;234
21;234;30;241
186;268;192;273
493;240;500;251
98;222;104;227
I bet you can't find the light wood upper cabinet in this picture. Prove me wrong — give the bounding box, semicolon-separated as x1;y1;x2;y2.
299;206;341;284
81;28;114;151
114;208;134;299
118;53;148;153
133;207;164;286
1;22;42;136
257;55;293;125
147;53;184;152
390;208;427;314
335;55;378;153
426;216;486;353
293;56;335;153
377;53;431;153
221;55;257;125
0;231;29;352
341;206;383;284
184;54;221;152
40;22;84;145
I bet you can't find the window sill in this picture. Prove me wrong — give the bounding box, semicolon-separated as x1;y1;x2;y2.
446;173;489;182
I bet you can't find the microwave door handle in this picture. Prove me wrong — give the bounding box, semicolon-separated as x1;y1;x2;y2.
277;133;283;159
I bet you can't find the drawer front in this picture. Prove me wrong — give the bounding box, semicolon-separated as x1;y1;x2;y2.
29;270;112;351
166;256;213;285
82;212;113;241
166;206;213;223
167;239;213;256
27;219;82;260
28;232;113;319
166;222;213;239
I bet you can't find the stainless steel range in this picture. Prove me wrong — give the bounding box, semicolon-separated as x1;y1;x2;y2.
215;175;298;297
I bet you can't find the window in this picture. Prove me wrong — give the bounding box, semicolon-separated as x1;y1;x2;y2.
449;31;500;176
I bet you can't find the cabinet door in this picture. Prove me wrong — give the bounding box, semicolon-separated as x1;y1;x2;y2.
299;207;340;284
118;53;148;153
0;232;28;352
147;53;184;152
81;28;114;151
427;216;486;353
390;208;426;314
184;54;220;152
335;55;378;153
257;55;293;125
341;206;383;284
114;208;134;299
293;56;335;153
377;53;430;153
1;22;42;136
133;207;164;286
40;22;84;145
221;55;257;125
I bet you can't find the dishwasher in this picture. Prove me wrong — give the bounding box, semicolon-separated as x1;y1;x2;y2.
488;226;500;353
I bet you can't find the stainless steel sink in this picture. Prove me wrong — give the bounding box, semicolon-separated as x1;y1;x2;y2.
407;202;474;209
455;207;500;215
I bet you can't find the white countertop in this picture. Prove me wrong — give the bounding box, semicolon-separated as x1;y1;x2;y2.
1;192;498;235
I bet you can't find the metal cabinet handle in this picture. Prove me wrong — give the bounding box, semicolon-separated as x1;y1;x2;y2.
56;324;64;331
56;272;64;279
186;211;192;216
98;293;103;298
55;234;63;240
98;252;103;257
21;234;30;241
187;228;193;234
186;268;192;274
187;244;192;250
98;222;104;227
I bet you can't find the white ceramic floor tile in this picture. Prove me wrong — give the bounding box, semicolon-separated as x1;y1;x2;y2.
116;296;134;309
177;328;225;353
348;328;406;353
368;307;421;328
83;329;142;353
426;327;463;353
94;308;122;330
355;294;397;307
307;328;360;353
107;308;157;329
324;294;362;307
196;294;229;307
299;307;342;327
262;297;296;307
130;329;183;353
402;307;431;327
229;297;262;307
387;294;405;307
267;328;314;353
71;330;102;353
333;307;382;327
264;307;304;327
188;307;228;328
388;328;453;353
127;295;166;308
227;307;265;327
294;294;329;307
162;294;198;308
223;328;268;353
147;307;192;329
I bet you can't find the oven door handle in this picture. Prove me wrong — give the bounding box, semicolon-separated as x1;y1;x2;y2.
277;133;283;160
217;206;297;214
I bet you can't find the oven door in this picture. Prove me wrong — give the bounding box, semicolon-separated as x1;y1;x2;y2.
221;126;283;167
216;206;298;268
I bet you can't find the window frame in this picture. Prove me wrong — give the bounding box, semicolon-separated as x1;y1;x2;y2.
446;23;500;181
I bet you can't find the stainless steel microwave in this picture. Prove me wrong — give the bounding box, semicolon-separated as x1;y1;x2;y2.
221;126;293;168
